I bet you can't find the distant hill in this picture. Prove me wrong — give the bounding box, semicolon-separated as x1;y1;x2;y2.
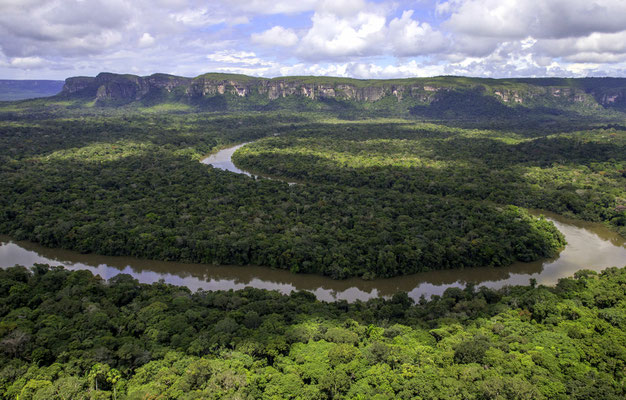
52;72;626;120
0;80;64;101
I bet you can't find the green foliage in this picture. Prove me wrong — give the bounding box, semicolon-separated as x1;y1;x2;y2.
1;265;625;399
0;112;570;279
234;121;626;236
1;76;626;399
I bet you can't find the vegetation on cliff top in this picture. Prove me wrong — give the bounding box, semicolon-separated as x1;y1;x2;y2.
53;72;626;117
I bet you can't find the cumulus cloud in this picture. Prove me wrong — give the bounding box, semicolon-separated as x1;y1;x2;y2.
433;0;626;76
298;10;386;59
316;0;368;17
535;31;626;62
169;7;249;27
138;33;156;48
0;0;141;60
388;11;448;56
441;0;626;39
2;0;626;80
345;60;445;79
297;5;449;60
229;0;319;15
207;50;274;66
251;26;298;47
8;56;47;69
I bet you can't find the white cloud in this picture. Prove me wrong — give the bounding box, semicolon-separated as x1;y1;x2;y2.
170;8;213;26
442;0;626;39
8;56;46;69
298;10;386;59
2;0;626;80
447;34;500;58
565;63;602;75
138;33;156;47
316;0;367;17
280;62;350;77
346;60;446;79
297;6;451;60
388;10;448;56
207;50;274;66
535;31;626;62
169;8;249;27
251;26;298;47
229;0;319;15
0;0;131;57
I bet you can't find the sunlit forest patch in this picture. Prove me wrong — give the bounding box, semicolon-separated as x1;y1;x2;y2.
1;265;625;399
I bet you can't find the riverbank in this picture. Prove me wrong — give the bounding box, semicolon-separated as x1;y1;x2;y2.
201;140;300;185
1;211;624;302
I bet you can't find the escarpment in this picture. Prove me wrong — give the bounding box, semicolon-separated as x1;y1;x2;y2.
60;72;626;112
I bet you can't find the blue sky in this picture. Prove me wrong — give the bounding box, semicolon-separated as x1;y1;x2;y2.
2;0;626;80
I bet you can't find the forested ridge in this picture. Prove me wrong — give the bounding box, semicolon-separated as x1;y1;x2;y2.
0;110;572;279
1;265;626;399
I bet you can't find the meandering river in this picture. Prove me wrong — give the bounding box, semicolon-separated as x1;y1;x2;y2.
0;143;624;302
200;142;253;176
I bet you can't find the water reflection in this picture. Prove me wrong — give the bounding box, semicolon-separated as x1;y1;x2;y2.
1;211;624;302
200;142;299;185
200;143;253;176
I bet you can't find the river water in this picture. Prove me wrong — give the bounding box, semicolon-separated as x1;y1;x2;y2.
0;214;624;302
200;143;253;176
200;141;299;185
0;144;624;302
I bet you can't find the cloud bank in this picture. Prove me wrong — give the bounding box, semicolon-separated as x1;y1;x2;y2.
1;0;625;79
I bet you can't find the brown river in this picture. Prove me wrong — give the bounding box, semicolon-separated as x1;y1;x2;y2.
0;144;624;302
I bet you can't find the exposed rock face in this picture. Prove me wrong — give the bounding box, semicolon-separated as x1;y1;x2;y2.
60;72;626;110
494;90;524;104
597;90;626;106
94;73;148;102
62;77;94;94
63;73;191;104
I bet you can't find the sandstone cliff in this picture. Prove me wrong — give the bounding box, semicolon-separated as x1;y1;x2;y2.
60;72;626;111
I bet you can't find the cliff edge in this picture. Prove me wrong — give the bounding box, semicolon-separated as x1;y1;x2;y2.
60;72;626;114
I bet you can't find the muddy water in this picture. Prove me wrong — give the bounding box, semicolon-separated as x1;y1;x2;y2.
200;143;253;176
200;141;299;185
1;212;624;302
2;143;624;302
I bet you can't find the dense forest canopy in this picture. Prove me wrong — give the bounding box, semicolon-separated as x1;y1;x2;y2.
1;264;625;399
1;74;626;399
233;121;626;236
0;109;580;279
0;85;625;278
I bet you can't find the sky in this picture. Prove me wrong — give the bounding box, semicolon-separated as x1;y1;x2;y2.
2;0;626;80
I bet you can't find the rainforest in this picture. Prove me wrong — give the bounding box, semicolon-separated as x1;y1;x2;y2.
0;73;625;399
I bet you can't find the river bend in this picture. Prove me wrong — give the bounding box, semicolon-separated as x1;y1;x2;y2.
0;143;623;302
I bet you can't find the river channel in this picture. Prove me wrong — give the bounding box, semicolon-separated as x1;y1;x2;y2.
0;143;624;302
